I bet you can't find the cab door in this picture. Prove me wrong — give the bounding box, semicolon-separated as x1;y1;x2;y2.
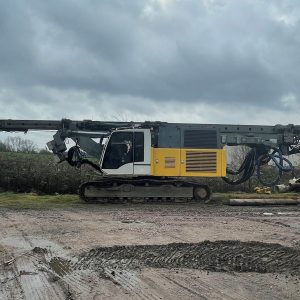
101;129;151;176
101;131;134;175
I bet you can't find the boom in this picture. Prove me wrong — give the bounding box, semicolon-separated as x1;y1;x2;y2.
1;118;300;154
1;119;300;145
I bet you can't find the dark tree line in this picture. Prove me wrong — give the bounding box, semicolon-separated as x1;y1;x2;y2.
0;136;95;194
0;151;97;194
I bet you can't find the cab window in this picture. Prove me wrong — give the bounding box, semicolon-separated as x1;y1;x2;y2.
102;132;133;169
102;131;145;169
134;132;144;162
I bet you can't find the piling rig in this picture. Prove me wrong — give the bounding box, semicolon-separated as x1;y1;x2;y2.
1;119;300;203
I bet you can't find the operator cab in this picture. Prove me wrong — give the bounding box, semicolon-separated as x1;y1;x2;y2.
100;129;151;176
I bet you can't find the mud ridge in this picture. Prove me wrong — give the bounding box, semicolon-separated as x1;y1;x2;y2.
75;240;300;275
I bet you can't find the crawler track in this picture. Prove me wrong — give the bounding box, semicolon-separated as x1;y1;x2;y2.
79;177;211;203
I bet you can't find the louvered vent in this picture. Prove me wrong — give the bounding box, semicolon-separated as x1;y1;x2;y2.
165;157;176;168
186;151;217;172
184;130;217;148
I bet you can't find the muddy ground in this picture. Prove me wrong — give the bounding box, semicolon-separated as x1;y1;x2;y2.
1;199;300;299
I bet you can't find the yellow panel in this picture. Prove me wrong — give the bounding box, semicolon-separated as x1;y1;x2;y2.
181;148;226;177
151;148;227;177
221;148;227;176
151;148;181;176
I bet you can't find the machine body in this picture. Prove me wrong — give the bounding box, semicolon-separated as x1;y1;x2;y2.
1;119;299;202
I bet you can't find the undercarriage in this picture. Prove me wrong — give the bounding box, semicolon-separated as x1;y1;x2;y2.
79;177;211;203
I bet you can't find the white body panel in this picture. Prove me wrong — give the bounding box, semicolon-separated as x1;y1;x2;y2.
103;163;133;175
133;164;151;175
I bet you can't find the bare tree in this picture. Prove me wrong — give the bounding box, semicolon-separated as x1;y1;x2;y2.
2;136;38;153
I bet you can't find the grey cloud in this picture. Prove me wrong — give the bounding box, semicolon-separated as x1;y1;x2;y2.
0;0;300;119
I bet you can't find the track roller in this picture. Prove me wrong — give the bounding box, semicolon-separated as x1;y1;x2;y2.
193;185;211;201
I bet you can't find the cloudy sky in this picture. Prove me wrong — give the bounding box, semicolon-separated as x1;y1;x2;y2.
0;0;300;147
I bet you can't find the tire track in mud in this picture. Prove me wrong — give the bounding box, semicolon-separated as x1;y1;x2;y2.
0;212;70;300
75;240;300;275
103;268;162;300
160;274;208;299
0;246;24;300
47;257;162;300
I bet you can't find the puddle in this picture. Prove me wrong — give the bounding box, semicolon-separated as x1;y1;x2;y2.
49;257;72;276
19;270;38;276
32;246;47;254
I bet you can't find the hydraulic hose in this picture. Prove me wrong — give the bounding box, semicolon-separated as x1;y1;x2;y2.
222;147;295;187
257;149;294;187
222;148;257;185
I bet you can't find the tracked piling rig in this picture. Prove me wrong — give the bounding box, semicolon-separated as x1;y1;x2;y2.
1;119;300;203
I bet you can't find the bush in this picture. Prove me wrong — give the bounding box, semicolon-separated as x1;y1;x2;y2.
0;152;97;194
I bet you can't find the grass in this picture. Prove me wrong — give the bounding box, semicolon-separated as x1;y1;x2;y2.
0;191;299;209
0;151;51;160
0;192;81;209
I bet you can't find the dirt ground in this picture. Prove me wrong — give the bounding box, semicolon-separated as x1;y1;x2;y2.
1;199;300;299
